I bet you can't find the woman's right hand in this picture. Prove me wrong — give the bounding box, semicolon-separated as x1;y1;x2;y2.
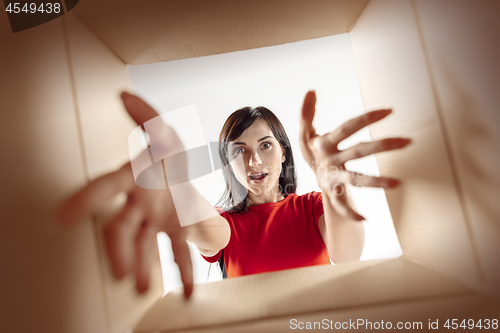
57;93;193;298
300;91;411;221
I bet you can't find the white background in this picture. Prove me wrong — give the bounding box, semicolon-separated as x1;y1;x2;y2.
129;34;402;295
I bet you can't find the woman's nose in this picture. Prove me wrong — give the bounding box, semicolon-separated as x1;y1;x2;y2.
249;152;262;167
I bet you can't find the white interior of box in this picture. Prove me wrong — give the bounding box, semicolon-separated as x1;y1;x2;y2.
128;33;403;293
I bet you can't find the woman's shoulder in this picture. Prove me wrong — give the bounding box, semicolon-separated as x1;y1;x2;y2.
289;191;323;211
292;191;324;224
292;191;322;201
214;206;245;220
215;207;227;214
215;207;232;218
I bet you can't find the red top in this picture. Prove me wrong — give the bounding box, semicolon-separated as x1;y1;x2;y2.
201;191;331;278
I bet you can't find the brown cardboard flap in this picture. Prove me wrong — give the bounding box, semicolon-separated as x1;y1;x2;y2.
413;0;500;299
0;19;108;333
134;258;471;332
350;0;482;292
172;293;500;333
63;13;164;333
73;0;369;66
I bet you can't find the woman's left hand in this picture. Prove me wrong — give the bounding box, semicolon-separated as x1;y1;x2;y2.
299;91;411;221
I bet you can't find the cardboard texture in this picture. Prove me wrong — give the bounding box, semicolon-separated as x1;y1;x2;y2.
350;0;483;290
156;294;499;333
62;14;165;333
0;10;163;333
1;0;499;332
413;0;500;298
0;19;109;333
134;258;478;332
73;0;370;65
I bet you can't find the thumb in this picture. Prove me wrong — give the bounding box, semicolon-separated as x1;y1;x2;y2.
121;92;159;126
301;90;316;133
122;92;185;162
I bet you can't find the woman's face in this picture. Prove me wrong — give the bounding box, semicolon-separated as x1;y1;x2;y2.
228;118;285;197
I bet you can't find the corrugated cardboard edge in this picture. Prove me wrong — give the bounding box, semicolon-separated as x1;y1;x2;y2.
411;0;500;299
62;12;165;333
350;0;485;293
73;0;370;66
134;258;497;333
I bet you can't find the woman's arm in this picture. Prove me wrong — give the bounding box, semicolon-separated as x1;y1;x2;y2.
179;183;230;255
318;189;364;263
58;93;229;297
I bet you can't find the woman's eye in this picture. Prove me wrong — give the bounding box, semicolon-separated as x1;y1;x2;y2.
261;142;272;149
233;147;245;156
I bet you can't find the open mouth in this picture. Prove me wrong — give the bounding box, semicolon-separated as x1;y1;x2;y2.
249;172;268;183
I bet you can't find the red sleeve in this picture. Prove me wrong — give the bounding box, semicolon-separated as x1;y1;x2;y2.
311;191;324;226
201;249;222;263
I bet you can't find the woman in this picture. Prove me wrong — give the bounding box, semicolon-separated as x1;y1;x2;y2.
207;105;322;279
58;91;410;297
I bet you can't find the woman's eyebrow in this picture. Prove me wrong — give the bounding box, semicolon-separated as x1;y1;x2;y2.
258;136;273;142
231;136;274;146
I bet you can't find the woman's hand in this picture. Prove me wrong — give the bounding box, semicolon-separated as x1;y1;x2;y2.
299;91;411;221
57;93;193;298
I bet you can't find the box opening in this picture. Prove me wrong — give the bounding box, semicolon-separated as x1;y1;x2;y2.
128;33;402;294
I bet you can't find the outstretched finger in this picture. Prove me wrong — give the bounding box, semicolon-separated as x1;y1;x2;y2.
343;171;400;188
170;234;194;299
327;185;364;221
122;92;185;162
121;92;160;127
57;164;135;225
300;91;318;165
134;223;157;294
336;138;411;164
300;90;317;136
325;109;392;146
103;202;144;280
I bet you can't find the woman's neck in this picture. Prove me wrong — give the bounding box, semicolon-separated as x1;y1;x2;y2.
247;185;285;206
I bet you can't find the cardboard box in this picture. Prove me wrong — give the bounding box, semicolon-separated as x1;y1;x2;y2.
1;0;499;332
